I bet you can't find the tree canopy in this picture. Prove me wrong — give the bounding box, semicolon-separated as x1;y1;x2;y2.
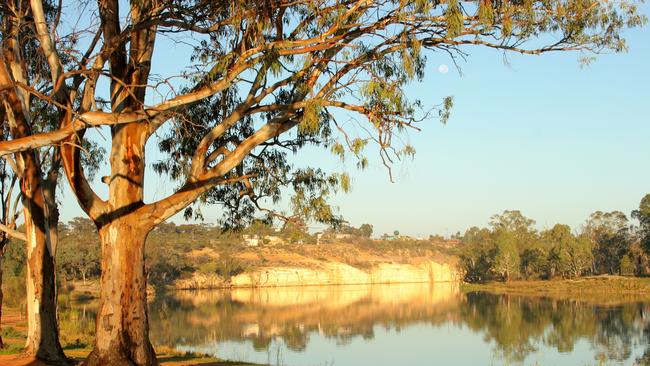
458;201;650;283
0;0;645;365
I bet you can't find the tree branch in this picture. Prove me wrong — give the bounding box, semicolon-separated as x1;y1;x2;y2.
0;222;26;241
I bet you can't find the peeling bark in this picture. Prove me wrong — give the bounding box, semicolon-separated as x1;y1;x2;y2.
22;170;67;365
0;53;68;365
83;222;156;366
0;248;5;349
80;118;157;365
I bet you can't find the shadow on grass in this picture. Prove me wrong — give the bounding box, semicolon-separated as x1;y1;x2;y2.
158;354;266;366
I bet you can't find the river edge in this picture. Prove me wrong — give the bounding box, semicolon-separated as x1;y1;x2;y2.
461;275;650;304
5;277;650;363
0;353;265;366
0;314;265;366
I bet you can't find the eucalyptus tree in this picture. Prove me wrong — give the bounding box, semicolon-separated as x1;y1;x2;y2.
0;0;644;365
632;194;650;254
0;1;70;362
492;229;520;281
584;211;632;274
1;1;103;362
0;137;22;350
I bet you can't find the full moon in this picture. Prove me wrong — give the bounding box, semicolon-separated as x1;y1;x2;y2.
438;64;449;74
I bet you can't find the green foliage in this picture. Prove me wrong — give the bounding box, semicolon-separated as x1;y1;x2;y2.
620;255;635;276
439;96;454;125
288;169;346;226
280;219;313;244
58;218;100;283
2;238;25;278
478;0;495;28
445;0;464;38
1;274;25;309
326;223;374;239
540;224;575;278
214;250;247;280
490;210;536;237
0;326;22;339
632;194;650;254
565;235;593;278
492;230;520;281
0;341;23;355
459;227;493;282
146;248;193;290
585;211;632;275
150;0;642;236
244;219;275;237
359;224;373;238
331;143;346;161
459;197;645;282
298;102;324;136
56;299;96;350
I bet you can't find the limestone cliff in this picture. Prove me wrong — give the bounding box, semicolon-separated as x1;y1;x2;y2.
174;260;460;289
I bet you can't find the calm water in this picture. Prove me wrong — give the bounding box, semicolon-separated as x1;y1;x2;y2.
68;283;650;365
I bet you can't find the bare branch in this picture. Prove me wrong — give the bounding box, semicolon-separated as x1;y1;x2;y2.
0;222;26;241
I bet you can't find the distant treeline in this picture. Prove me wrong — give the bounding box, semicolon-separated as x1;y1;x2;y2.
5;194;646;291
457;194;650;282
2;218;386;293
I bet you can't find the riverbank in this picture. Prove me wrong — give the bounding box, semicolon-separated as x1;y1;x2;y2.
0;354;262;366
175;259;460;289
0;322;260;366
172;243;459;289
51;243;460;293
0;308;264;366
461;275;650;304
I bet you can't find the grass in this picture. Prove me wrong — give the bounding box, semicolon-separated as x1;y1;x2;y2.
0;332;264;365
153;347;266;365
0;343;23;355
1;326;23;339
0;324;26;355
462;275;650;304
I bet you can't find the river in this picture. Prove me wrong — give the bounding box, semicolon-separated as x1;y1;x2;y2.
62;283;650;365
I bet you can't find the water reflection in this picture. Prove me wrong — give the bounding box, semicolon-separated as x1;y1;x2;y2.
460;293;650;364
148;283;459;353
63;283;650;365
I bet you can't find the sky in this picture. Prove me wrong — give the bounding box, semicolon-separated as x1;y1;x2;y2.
58;3;650;238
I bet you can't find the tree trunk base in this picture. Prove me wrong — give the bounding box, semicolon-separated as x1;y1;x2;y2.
83;345;158;366
27;350;70;366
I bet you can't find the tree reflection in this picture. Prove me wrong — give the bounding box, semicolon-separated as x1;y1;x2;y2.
459;293;650;364
57;283;650;365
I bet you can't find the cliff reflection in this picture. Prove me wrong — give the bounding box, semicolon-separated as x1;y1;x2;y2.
145;284;650;365
148;283;460;352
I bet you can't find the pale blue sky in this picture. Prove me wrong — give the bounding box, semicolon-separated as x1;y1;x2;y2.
59;4;650;237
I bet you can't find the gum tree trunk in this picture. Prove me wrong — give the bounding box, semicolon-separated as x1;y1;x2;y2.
0;248;4;349
1;48;67;364
83;221;156;366
80;121;157;366
22;175;67;365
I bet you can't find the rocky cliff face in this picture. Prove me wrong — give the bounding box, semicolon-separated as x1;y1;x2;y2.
174;260;459;289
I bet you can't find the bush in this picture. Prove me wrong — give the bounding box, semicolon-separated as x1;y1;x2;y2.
620;255;635;276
